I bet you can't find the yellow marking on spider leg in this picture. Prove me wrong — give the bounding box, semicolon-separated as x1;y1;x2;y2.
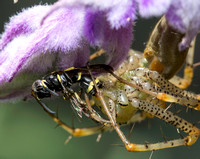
157;93;200;111
196;95;200;100
157;93;177;103
186;134;200;146
87;79;100;93
195;102;200;111
126;143;138;152
173;66;193;89
183;66;193;88
51;114;106;137
72;129;89;137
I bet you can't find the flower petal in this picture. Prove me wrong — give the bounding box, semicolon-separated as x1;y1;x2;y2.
83;10;133;68
0;5;50;51
166;0;200;50
137;0;200;51
137;0;172;17
0;5;90;100
102;23;133;68
104;0;136;29
42;0;137;29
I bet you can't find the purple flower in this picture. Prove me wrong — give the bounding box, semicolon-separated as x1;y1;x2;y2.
0;3;133;101
137;0;200;50
0;0;199;101
55;0;200;50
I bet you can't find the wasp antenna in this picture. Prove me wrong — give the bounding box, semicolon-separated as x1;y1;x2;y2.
31;90;56;114
44;87;59;97
40;100;56;114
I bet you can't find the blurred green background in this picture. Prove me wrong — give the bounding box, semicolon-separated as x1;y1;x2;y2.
0;1;200;159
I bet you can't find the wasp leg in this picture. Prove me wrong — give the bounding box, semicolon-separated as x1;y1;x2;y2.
123;98;200;151
34;87;111;137
31;90;56;114
56;73;88;118
169;37;196;89
44;106;110;137
84;93;112;125
36;83;112;136
57;71;111;124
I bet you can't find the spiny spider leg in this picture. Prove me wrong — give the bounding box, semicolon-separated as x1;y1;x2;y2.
132;67;200;110
104;66;200;111
89;49;105;61
169;37;196;89
87;63;200;151
86;63;131;146
125;98;200;151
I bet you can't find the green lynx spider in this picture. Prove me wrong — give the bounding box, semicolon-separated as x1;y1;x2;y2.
33;16;200;152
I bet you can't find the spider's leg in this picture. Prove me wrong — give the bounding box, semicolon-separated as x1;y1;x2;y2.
169;37;196;89
132;68;200;110
86;64;133;146
89;49;105;60
86;67;200;151
124;98;200;151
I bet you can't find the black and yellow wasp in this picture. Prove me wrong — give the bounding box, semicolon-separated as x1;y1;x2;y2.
31;64;114;121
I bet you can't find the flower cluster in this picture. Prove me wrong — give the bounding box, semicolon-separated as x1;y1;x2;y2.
0;0;199;101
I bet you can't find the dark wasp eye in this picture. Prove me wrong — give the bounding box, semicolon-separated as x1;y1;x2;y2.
32;80;51;98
